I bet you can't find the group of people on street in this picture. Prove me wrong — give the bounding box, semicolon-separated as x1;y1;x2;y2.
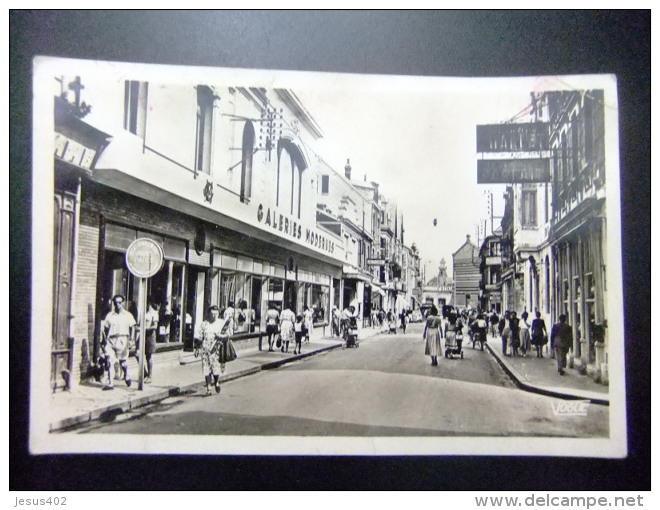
371;308;410;334
98;293;260;388
422;307;467;366
418;305;574;376
492;309;549;359
470;307;574;376
265;303;314;355
98;292;576;397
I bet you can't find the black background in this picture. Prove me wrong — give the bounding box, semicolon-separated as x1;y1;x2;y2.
10;10;650;491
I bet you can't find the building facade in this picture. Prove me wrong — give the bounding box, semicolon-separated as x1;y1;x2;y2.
422;258;453;308
52;75;349;388
50;72;423;388
546;90;608;382
478;89;609;384
478;231;503;313
452;235;480;310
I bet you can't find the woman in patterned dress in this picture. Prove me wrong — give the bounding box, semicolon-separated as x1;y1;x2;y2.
423;306;443;366
279;306;296;353
194;305;231;396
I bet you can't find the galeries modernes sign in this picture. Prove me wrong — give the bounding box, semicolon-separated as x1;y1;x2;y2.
256;204;337;255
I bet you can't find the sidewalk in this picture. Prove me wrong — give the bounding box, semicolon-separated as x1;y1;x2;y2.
49;327;379;432
484;334;609;405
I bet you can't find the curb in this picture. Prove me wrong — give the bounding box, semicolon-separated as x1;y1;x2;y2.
259;342;343;370
485;343;609;406
50;342;344;432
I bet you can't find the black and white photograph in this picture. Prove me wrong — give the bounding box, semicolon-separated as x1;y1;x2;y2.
10;10;650;492
30;57;625;457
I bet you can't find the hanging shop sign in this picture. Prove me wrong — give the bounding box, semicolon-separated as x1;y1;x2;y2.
125;237;164;278
476;122;552;184
476;122;549;153
367;258;386;266
477;158;550;184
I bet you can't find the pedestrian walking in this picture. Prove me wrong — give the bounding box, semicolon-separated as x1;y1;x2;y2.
331;306;341;336
224;301;236;327
489;310;499;338
498;311;508;354
265;303;280;351
137;299;159;383
293;314;304;354
520;311;531;356
387;310;397;334
234;300;250;334
303;305;314;342
531;311;548;358
551;314;573;375
378;308;386;329
423;306;443;366
508;311;521;356
444;312;460;357
193;305;232;396
100;294;136;390
280;306;296;353
399;309;407;333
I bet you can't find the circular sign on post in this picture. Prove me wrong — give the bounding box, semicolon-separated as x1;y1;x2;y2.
126;238;164;278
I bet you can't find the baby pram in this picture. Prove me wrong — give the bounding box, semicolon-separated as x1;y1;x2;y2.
444;327;464;359
344;316;359;348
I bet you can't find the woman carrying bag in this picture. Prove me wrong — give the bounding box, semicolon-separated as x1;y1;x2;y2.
194;305;236;396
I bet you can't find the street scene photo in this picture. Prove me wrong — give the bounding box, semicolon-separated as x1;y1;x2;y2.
31;58;625;456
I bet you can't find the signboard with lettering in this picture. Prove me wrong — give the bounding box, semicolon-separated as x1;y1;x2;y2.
477;159;550;184
367;258;386;266
476;122;549;153
126;238;164;278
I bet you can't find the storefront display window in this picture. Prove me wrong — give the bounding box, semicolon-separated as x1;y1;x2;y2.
100;222;187;344
211;248;332;329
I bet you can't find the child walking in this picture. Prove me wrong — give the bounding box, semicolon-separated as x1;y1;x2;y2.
293;314;304;355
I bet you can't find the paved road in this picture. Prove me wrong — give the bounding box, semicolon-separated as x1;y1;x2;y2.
66;324;609;438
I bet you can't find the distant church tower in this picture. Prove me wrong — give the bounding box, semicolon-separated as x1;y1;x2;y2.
438;258;448;285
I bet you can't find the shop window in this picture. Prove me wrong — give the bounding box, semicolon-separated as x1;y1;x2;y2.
219;273;236;309
266;278;284;309
310;284;329;323
195;85;214;176
124;80;148;138
101;224;187;343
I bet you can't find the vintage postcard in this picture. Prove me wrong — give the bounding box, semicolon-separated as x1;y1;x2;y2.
30;57;625;456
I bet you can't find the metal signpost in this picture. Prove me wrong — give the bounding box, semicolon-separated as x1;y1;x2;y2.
125;238;164;390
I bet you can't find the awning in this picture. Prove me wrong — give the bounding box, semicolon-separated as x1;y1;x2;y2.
370;284;386;297
342;265;373;283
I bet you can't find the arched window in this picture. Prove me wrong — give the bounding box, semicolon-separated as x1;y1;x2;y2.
276;140;308;219
195;86;214;176
240;121;255;203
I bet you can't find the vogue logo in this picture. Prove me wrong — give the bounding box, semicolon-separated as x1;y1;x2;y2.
550;400;590;417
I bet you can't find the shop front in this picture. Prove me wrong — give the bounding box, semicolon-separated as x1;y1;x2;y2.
71;181;341;381
550;204;607;381
210;248;333;330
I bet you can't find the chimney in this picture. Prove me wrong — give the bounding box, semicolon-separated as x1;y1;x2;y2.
344;158;351;180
